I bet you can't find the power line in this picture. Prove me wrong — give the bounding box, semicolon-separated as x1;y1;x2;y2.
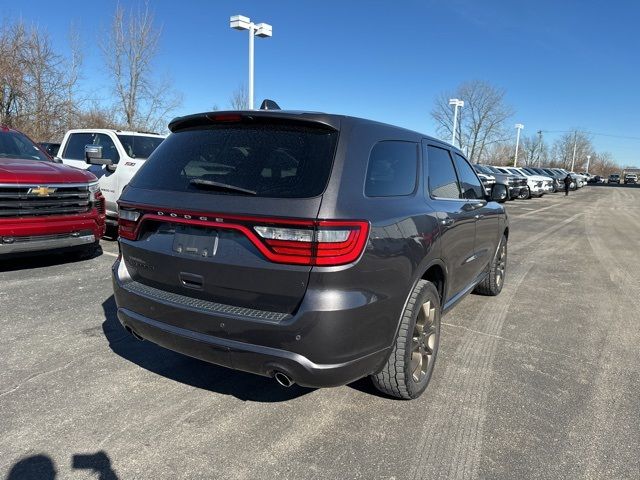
540;129;640;142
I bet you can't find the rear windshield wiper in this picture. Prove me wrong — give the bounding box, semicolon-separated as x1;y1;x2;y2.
189;178;257;195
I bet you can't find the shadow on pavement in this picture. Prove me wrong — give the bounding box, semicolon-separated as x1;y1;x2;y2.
7;451;118;479
101;295;313;402
0;245;105;273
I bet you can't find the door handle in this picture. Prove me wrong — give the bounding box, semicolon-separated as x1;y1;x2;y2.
474;214;485;220
462;201;486;212
441;217;454;227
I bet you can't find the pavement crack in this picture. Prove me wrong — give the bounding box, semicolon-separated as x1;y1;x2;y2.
442;321;592;364
0;357;87;398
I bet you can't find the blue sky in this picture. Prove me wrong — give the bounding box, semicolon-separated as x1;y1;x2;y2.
4;0;640;166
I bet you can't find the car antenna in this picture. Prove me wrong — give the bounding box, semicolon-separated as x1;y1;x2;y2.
259;99;281;110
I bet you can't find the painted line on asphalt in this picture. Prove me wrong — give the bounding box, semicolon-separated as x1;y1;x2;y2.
513;202;562;218
101;251;118;258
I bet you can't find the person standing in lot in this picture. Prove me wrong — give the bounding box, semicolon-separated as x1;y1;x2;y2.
564;174;573;196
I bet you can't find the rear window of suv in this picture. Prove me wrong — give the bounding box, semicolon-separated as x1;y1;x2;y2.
130;124;338;198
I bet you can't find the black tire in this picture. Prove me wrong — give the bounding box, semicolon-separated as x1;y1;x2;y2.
371;280;441;400
474;235;507;296
517;187;530;200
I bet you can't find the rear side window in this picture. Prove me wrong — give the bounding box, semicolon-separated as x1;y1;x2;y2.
130;124;338;198
117;135;164;159
365;141;418;197
453;154;485;199
427;146;460;199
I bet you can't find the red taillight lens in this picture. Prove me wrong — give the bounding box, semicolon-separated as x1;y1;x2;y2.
254;220;369;266
118;209;140;240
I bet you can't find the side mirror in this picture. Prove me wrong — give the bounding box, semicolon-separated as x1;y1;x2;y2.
85;145;113;166
52;157;63;164
490;184;508;203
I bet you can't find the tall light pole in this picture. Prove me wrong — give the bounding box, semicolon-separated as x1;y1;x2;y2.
570;130;578;172
536;130;543;167
230;15;273;110
586;154;591;173
513;123;524;167
449;99;464;147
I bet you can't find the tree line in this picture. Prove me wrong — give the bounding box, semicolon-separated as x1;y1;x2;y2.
0;3;189;143
431;80;628;177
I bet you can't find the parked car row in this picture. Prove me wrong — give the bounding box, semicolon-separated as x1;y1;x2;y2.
472;164;585;200
585;173;638;185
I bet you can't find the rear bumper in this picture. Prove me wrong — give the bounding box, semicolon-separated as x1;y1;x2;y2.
112;258;392;388
0;212;104;255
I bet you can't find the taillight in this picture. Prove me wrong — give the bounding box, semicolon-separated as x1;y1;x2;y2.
253;220;369;266
115;206;369;267
118;209;140;240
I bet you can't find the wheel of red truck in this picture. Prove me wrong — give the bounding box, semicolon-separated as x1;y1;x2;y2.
371;280;441;400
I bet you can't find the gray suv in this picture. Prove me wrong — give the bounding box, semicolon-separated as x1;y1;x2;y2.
112;109;509;399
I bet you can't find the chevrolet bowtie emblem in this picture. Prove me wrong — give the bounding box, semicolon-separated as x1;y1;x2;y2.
28;186;57;197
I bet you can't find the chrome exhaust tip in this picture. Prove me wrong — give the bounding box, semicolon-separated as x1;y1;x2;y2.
274;371;294;388
125;325;144;341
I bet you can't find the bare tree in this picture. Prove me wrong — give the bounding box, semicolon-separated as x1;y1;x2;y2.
482;142;512;166
0;20;81;141
0;22;28;127
229;84;248;110
519;133;549;166
431;80;514;163
102;2;181;131
588;151;620;177
550;131;592;170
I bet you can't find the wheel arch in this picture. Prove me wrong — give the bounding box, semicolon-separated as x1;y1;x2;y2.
420;262;446;304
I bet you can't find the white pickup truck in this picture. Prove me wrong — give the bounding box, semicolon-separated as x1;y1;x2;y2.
57;129;165;224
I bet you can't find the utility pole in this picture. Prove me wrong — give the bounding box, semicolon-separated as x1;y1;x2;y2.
536;130;543;167
570;130;578;172
586;154;591;173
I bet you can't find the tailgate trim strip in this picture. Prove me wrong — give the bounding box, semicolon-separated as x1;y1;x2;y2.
122;280;291;323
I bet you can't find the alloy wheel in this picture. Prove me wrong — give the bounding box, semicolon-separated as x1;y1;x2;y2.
411;300;438;383
496;243;507;287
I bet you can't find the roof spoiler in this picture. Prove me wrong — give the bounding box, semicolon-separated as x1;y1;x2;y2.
259;99;281;110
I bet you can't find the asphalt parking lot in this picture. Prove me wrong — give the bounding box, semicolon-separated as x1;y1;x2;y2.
2;184;639;480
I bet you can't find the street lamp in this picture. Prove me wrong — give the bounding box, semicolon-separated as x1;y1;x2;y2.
449;98;464;147
513;123;524;167
230;15;273;110
586;154;591;173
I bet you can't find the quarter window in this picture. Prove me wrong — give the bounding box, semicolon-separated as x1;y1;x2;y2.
453;154;485;199
365;141;418;197
426;146;460;199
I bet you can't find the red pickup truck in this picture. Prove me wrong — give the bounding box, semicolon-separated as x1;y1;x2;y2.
0;126;105;257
